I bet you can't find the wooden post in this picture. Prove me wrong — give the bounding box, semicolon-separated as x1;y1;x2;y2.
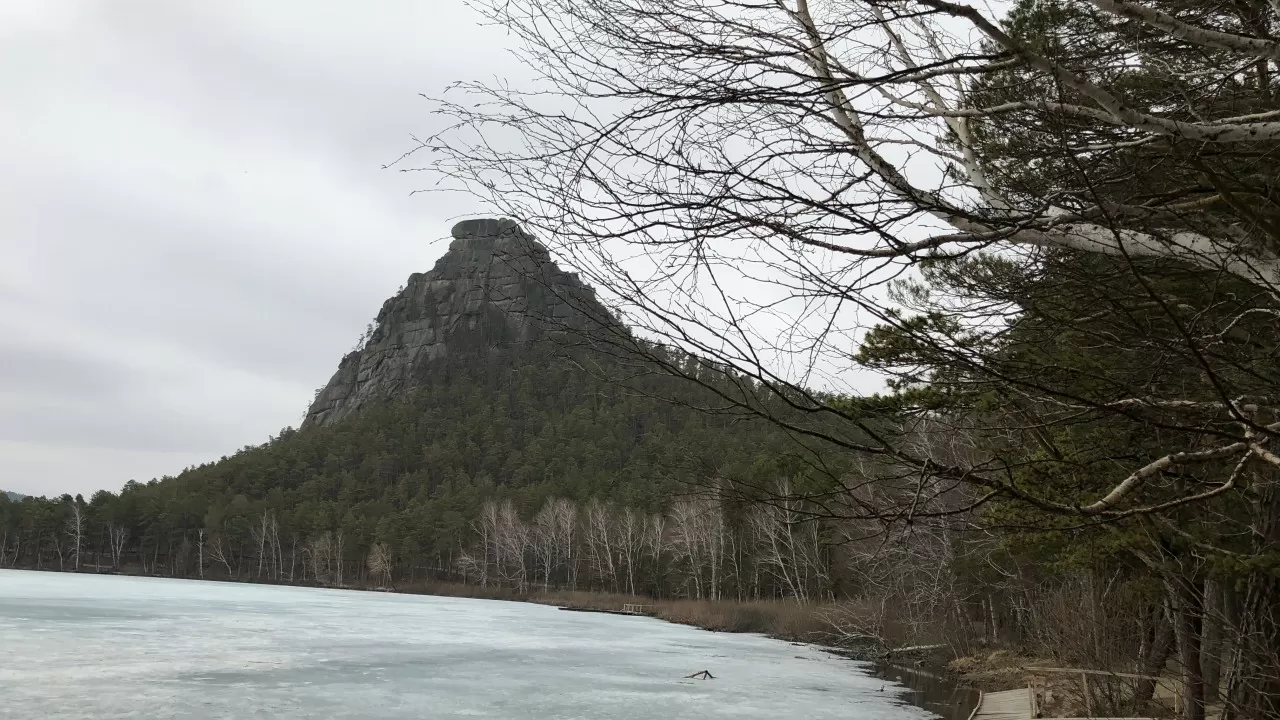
1081;672;1093;717
1028;683;1037;718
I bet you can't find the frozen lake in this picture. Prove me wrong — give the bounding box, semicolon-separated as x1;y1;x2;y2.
0;570;933;719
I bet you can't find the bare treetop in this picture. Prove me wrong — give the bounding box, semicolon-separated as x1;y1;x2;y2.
417;0;1280;296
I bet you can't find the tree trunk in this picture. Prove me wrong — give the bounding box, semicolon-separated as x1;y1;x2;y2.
1221;573;1280;720
1134;599;1175;715
1169;578;1206;720
1201;579;1223;704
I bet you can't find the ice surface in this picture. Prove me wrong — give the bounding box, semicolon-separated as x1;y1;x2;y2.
0;570;933;719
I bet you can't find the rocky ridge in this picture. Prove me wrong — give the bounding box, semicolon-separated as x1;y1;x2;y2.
304;218;607;427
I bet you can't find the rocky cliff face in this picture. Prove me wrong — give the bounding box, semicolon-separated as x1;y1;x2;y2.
304;219;607;427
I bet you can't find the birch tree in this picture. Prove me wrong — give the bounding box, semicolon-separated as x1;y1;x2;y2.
333;530;344;586
644;512;667;595
208;531;236;579
478;500;531;590
583;499;618;590
532;499;560;591
748;479;828;602
553;498;578;589
475;501;497;587
669;498;726;599
532;498;577;590
367;542;394;587
107;524;128;570
495;500;530;591
617;507;645;595
64;498;85;572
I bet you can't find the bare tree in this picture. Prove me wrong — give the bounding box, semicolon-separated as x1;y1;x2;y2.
367;542;394;588
475;501;497;588
107;524;128;570
196;528;205;580
64;499;85;572
422;0;1279;293
287;533;299;582
583;499;618;591
553;498;578;589
617;507;645;595
668;497;726;599
532;498;575;591
208;531;236;579
748;478;829;602
643;512;667;595
308;532;333;585
333;530;344;586
497;500;531;591
477;500;531;590
252;511;282;580
456;549;483;585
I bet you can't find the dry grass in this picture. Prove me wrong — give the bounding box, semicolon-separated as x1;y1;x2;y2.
652;598;834;641
948;649;1042;690
390;580;838;643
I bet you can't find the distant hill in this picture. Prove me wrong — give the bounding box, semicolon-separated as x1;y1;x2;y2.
0;219;846;598
3;491;23;501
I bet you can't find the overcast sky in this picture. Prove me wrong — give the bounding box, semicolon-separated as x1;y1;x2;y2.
1;2;519;497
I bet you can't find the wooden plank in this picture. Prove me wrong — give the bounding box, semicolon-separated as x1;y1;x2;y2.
972;688;1033;720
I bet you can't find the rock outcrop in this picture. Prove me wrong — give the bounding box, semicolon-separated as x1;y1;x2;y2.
304;218;607;427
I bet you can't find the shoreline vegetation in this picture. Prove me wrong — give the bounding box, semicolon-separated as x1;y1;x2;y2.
0;479;1225;720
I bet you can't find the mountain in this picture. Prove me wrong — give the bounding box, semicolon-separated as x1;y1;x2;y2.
2;491;22;502
0;218;818;590
306;218;611;427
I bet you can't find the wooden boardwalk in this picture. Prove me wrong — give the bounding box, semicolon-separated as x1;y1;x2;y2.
969;688;1034;720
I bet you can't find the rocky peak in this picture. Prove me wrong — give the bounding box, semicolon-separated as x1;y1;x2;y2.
304;219;604;427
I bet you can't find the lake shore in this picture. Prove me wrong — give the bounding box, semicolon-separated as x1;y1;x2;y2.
16;566;996;711
410;582;984;720
3;569;932;720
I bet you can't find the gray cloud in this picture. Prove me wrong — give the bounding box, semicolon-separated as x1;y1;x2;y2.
0;1;515;496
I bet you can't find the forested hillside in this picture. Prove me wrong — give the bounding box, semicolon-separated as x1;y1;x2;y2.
0;347;830;595
0;220;858;604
